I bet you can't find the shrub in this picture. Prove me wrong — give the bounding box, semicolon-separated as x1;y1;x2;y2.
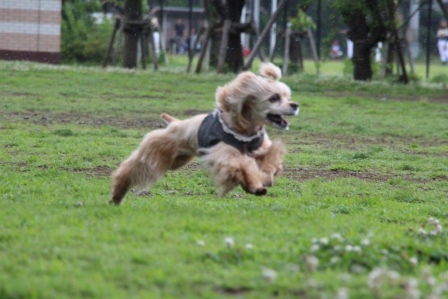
61;1;113;64
430;73;448;84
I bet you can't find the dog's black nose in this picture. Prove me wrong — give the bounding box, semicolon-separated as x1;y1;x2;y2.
290;103;299;110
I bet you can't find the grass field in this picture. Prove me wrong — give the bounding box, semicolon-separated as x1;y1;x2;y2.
0;60;447;299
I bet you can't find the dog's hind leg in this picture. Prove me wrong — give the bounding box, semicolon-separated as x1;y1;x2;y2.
111;131;186;205
110;162;133;205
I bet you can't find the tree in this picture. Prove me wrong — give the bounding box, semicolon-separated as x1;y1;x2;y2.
207;0;246;73
334;0;388;81
123;0;142;68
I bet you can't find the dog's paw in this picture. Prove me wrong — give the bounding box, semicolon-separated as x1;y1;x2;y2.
254;188;267;196
109;199;121;206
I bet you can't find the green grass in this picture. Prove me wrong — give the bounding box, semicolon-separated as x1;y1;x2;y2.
0;60;447;299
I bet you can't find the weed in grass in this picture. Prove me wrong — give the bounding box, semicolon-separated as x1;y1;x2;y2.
53;129;75;137
352;152;369;160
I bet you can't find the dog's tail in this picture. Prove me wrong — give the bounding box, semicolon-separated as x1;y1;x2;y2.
160;113;179;124
260;63;282;80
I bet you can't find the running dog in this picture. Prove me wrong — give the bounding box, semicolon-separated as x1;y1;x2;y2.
110;63;299;205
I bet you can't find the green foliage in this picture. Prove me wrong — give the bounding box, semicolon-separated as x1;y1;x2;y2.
430;73;448;84
289;9;316;32
61;1;113;63
342;58;353;75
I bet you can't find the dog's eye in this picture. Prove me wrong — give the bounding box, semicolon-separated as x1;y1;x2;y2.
269;94;280;103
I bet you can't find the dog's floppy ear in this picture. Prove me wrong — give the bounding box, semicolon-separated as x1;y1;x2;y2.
215;72;258;112
260;63;282;80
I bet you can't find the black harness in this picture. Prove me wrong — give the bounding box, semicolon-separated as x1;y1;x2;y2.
198;112;264;154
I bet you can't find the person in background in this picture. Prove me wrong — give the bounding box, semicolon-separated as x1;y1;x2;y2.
346;38;353;59
437;19;448;65
148;6;160;58
188;28;201;54
341;29;353;59
330;40;343;59
375;42;382;62
174;19;187;54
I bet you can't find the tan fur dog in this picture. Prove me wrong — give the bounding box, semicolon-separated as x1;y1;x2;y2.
110;63;299;205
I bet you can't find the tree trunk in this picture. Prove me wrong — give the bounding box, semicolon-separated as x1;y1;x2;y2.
385;41;394;76
226;33;244;73
123;0;141;69
352;41;373;81
208;0;245;73
290;32;305;72
224;0;245;73
341;1;388;81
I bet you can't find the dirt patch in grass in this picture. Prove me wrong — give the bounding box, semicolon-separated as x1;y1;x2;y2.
61;163;441;184
284;131;448;151
183;109;210;116
215;287;251;295
1;91;35;97
2;111;165;129
100;94;167;100
325;92;448;104
62;166;113;177
283;167;437;183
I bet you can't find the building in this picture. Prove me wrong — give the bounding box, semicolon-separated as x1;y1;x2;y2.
0;0;61;64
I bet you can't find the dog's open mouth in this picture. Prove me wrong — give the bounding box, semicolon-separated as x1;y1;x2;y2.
267;114;289;129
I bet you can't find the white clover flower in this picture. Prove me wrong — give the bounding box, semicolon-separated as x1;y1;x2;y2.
335;288;349;299
422;268;437;286
419;228;427;235
306;279;318;288
368;268;387;290
403;279;420;299
435;223;443;233
286;264;300;273
334;245;342;251
311;237;318;244
380;249;389;255
387;270;400;283
196;240;205;246
361;239;370;246
330;256;341;264
353;246;362;253
310;244;320;252
224;237;235;248
245;243;253;249
430;230;438;236
305;255;319;272
331;233;344;241
409;257;418;266
319;237;329;245
351;264;366;274
340;273;352;282
345;245;353;252
287;263;300;273
262;268;277;283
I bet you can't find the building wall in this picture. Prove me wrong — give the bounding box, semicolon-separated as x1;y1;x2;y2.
0;0;61;63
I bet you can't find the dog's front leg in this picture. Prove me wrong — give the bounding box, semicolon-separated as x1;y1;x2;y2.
203;145;267;196
253;140;285;187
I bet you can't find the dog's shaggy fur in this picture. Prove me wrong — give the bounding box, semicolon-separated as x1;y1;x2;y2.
110;63;299;205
